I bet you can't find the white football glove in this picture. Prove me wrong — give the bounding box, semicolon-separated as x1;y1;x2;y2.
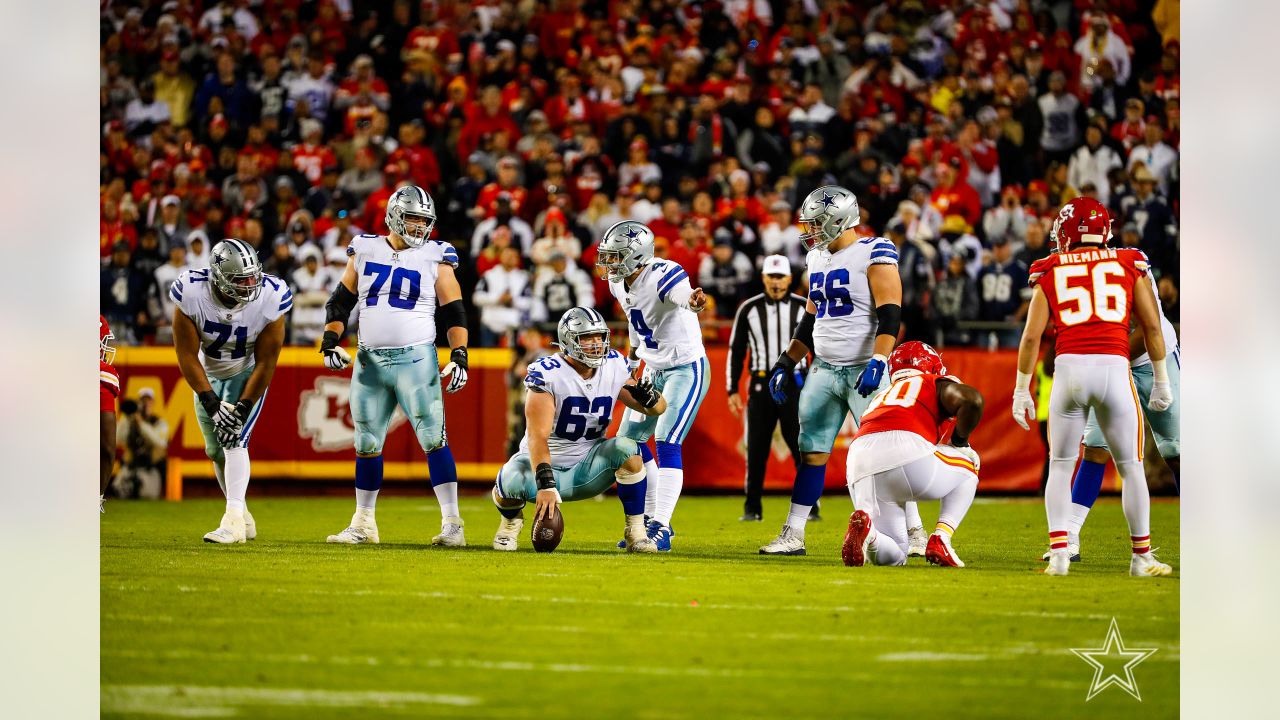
1148;380;1173;411
323;345;352;371
948;444;981;472
1011;389;1036;431
212;401;246;434
441;347;469;394
216;426;241;448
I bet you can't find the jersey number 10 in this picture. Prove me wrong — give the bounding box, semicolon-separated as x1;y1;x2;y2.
1052;261;1126;326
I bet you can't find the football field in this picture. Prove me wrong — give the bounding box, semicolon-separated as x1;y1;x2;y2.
101;495;1178;719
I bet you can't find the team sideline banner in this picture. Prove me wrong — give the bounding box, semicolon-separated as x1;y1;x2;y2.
114;346;1046;491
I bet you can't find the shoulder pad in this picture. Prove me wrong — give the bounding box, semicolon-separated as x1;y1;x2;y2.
1027;255;1057;286
427;239;460;268
867;236;899;264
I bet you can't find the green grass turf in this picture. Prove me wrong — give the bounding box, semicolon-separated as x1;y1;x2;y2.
101;495;1178;719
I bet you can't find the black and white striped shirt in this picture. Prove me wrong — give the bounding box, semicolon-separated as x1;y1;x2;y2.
727;292;808;394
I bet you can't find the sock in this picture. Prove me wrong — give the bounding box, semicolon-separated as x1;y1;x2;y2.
1131;534;1151;555
1045;457;1076;544
1049;530;1070;551
223;447;250;511
213;459;227;495
786;463;826;530
904;501;923;530
869;530;907;566
1070;459;1106;507
427;446;460;520
1114;458;1151;549
639;443;659;517
1066;504;1090;542
355;455;383;512
937;475;977;538
615;466;647;517
934;521;954;540
653;441;683;526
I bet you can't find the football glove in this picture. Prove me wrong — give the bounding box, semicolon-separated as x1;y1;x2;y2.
1148;380;1173;412
948;444;981;472
855;355;887;397
212;400;251;435
441;347;469;393
1011;389;1036;431
768;354;798;405
197;390;222;418
216;425;241;448
320;331;352;371
623;378;661;409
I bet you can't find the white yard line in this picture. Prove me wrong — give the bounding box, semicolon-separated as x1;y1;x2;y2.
102;684;480;717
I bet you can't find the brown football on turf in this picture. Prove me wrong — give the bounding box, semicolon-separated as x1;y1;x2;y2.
531;507;564;553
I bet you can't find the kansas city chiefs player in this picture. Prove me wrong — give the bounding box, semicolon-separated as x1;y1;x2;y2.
841;341;985;568
1012;197;1173;578
100;316;120;513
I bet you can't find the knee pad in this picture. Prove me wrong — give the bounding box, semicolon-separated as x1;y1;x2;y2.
412;418;447;454
606;437;638;466
354;428;384;456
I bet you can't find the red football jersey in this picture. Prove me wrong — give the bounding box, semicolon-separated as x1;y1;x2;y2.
1029;247;1149;358
100;360;120;413
856;372;960;444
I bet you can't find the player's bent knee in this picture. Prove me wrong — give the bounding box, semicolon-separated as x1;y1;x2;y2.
492;484;524;509
203;443;224;464
619;454;645;476
1082;446;1110;464
354;430;384;456
803;451;830;466
603;437;638;464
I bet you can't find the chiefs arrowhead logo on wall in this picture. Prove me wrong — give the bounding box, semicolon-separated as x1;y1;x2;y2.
297;376;408;451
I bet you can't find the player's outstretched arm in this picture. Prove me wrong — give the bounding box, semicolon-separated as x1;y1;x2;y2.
1133;275;1173;411
173;307;220;419
524;388;560;521
1011;288;1049;430
320;257;359;370
436;263;471;393
619;378;667;417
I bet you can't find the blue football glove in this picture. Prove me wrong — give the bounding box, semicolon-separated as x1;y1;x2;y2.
768;354;798;405
855;355;888;397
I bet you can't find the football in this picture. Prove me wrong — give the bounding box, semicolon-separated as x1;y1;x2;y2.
531;507;564;553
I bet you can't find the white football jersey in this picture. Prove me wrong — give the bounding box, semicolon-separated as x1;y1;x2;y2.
170;268;293;380
804;236;899;366
608;259;705;371
1132;268;1179;369
348;234;459;350
519;349;631;466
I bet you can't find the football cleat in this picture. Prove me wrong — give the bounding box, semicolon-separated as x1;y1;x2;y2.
326;511;379;544
432;516;466;547
1045;548;1072;576
203;511;247;544
646;519;673;552
624;519;658;553
841;510;871;567
906;526;928;556
492;515;523;551
925;533;964;567
244;508;256;541
739;511;763;522
1130;552;1173;577
1040;544;1080;562
617;514;650;548
759;525;806;556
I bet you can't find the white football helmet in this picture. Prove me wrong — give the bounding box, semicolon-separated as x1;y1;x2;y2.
556;307;611;368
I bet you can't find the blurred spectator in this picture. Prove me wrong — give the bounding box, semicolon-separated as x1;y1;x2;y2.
290;246;332;346
102;241;148;343
530;250;595;325
124;80;171;140
194;52;254;130
286;50;336;124
473;247;532;348
1068;125;1123;205
1157;275;1180;324
886;220;936;343
337;148;384;208
938;216;984;280
930;161;981;228
1045;161;1080;207
932;251;979;348
976;240;1031;348
1016;218;1053;267
471;195;534;258
1127;123;1177;194
618;137;661;190
1038;71;1084;167
152;50;195;128
982;185;1029;248
760;200;804;268
115;389;168;500
1074;15;1132;92
264;237;298;281
1119;165;1178;277
699;229;754;320
152;241;188;343
185;230;211;268
529;207;581;266
152;195;188;251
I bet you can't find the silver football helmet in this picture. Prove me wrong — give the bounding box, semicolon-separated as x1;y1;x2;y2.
556;307;611;368
798;185;860;251
385;185;436;247
209;238;263;306
596;220;654;281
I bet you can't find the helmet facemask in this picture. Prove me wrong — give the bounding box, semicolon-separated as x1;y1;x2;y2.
210;240;263;307
100;328;116;365
565;329;610;368
596;247;629;281
390;208;435;247
799;213;841;252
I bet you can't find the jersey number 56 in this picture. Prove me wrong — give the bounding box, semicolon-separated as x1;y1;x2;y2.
1052;261;1126;326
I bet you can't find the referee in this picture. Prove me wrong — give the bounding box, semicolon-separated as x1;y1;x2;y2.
727;255;809;522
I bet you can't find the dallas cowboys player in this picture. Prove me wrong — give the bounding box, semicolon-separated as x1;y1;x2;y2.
597;220;708;551
491;307;665;552
760;185;920;556
319;186;472;545
171;238;291;543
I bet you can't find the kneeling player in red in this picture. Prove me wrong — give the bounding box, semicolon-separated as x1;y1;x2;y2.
841;342;984;567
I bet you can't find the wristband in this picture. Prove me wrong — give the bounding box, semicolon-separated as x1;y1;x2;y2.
535;462;555;491
1151;357;1168;384
450;346;469;370
773;353;798;373
1014;371;1033;393
320;330;340;352
197;390;220;416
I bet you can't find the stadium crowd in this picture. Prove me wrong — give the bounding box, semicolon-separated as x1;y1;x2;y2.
100;0;1180;349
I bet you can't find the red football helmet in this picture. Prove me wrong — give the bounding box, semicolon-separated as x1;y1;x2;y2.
1051;197;1112;253
100;315;116;365
888;341;946;378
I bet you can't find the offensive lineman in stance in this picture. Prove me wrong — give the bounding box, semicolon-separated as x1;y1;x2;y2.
842;342;984;568
171;239;291;542
1012;197;1173;577
761;185;923;556
491;308;665;552
321;186;471;546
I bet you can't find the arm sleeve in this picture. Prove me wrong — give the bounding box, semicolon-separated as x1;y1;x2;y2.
573;270;595;307
726;300;751;393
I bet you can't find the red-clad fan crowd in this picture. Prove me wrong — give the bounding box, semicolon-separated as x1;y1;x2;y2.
101;0;1180;349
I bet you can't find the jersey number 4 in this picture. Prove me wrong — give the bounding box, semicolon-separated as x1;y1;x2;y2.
628;309;659;349
555;396;614;441
809;269;854;319
364;262;421;309
1053;261;1126;326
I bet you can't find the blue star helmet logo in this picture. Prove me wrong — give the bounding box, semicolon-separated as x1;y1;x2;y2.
624;226;640;240
213;252;227;265
818;192;837;209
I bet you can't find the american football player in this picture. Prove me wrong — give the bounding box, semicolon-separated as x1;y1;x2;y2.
491;308;665;552
100;316;120;513
171;238;291;543
598;220;708;552
841;342;983;568
1013;197;1173;577
320;186;471;546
